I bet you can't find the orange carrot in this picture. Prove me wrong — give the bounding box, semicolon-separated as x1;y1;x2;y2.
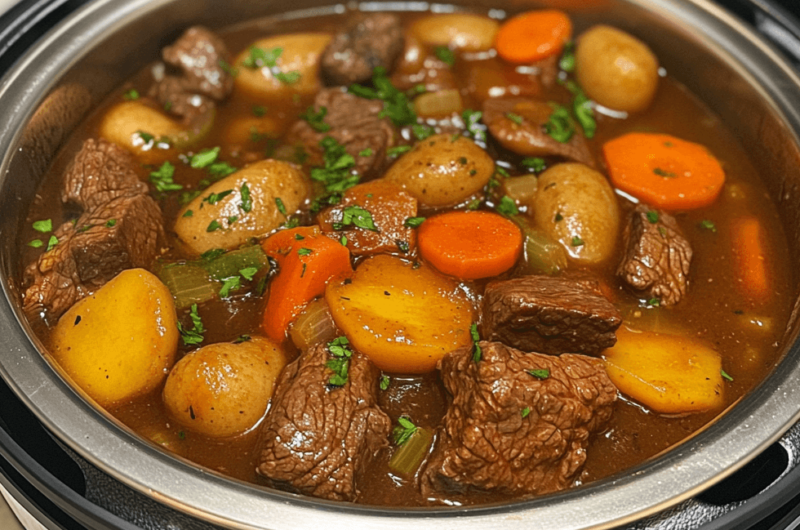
732;217;769;302
261;226;353;341
495;10;572;64
603;133;725;210
417;211;523;280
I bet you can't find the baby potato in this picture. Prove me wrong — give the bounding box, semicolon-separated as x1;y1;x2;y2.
326;255;474;374
410;14;499;52
51;269;178;408
163;337;286;438
532;163;620;264
175;159;309;255
234;34;332;100
99;101;183;164
384;134;493;208
575;25;659;113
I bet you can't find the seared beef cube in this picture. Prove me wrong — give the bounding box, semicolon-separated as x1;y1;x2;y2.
421;341;616;499
617;205;692;306
256;343;391;501
152;26;234;122
288;88;396;178
321;13;404;85
23;139;164;319
482;275;621;355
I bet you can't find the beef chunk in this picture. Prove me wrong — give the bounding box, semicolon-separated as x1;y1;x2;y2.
482;275;622;355
23;139;164;319
256;343;391;501
151;26;234;123
321;13;404;85
617;205;692;306
421;341;616;499
482;98;594;167
288;88;396;177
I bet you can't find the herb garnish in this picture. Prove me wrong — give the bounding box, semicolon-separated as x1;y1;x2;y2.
648;298;661;307
178;304;205;345
105;219;117;228
326;336;353;386
700;220;717;232
470;323;482;363
528;368;550;379
545;104;575;143
27;239;43;248
559;41;575;72
654;167;677;178
252;105;266;117
505;112;523;125
404;217;425;228
434;45;455;67
190;147;220;169
207;220;222;232
380;375;390;391
32;219;52;233
219;276;241;298
349;67;416;127
521;407;531;418
387;145;413;157
297;248;313;256
496;196;519;217
149;161;182;192
646;210;659;224
123;88;139;100
275;197;287;215
521;157;546;172
310;136;359;194
300;105;331;132
239;267;259;281
358;148;373;157
462;109;486;143
46;235;58;251
721;369;733;382
241;46;300;84
564;81;596;139
411;124;435;141
393;417;418;446
571;236;584;247
240;183;252;213
335;205;378;232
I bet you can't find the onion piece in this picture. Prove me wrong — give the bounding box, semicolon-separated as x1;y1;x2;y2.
503;174;539;204
514;217;567;275
290;297;338;351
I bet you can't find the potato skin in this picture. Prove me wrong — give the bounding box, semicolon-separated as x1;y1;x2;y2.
532;163;620;264
325;255;474;374
51;269;178;408
384;134;493;208
234;34;331;100
175;159;309;255
575;25;659;113
163;337;286;438
99;101;183;164
410;14;499;52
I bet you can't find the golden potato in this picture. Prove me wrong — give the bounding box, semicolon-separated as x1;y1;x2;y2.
532;163;619;264
234;34;331;100
163;337;286;438
410;14;499;52
384;134;494;208
575;25;659;113
51;269;178;408
99;101;183;164
325;255;474;374
603;327;724;414
175;159;309;255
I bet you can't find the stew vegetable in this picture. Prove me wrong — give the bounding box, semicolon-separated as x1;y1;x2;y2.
18;5;792;507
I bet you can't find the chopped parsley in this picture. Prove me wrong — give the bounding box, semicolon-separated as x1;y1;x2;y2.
310;136;359;194
27;239;43;248
207;162;238;179
380;375;390;391
178;304;205;345
654;167;677;178
648;298;661;307
646;210;659;224
336;205;378;232
721;369;734;382
404;216;425;228
275;197;287;215
252;105;267;117
228;215;238;225
218;59;239;77
528;368;550;379
46;235;58;251
505;112;523;125
396;240;410;253
239;267;259;281
149;161;182;192
202;190;233;206
470;323;482;363
219;276;241;298
434;45;455;66
555;212;564;222
294;233;305;241
326;336;353;386
521;157;546;172
234;334;252;344
297;248;313;256
300;105;331;132
393;417;418;446
559;41;575;72
496;196;519;217
349;67;416;127
201;248;226;261
240;183;252;213
190;147;220;169
544;104;575;143
462;109;486;143
241;46;301;84
387;145;413;157
207;220;222;232
32;219;52;233
105;219;117;228
136;130;154;144
340;235;348;246
411;124;435;140
521;407;531;418
700;219;717;232
564;80;596;139
358;148;373;157
123;88;139;100
571;236;584;247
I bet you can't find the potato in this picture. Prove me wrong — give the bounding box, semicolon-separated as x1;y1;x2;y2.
603;327;724;414
575;25;659;113
222;115;282;146
234;34;331;100
325;255;474;373
384;134;494;208
51;269;178;408
99;101;183;164
410;14;499;52
532;163;619;264
163;337;286;438
175;159;309;255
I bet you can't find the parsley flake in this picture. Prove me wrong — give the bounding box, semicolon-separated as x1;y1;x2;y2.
393;417;418;446
404;217;425;228
721;369;734;382
647;210;659;224
123;88;139;100
32;219;52;233
349;67;416;127
559;41;575;72
178;304;205;345
470;323;482;363
528;368;550;379
190;147;220;169
462;109;486;143
300;105;331;132
252;105;267;117
700;220;717;233
46;235;58;251
310;136;359;194
275;197;287;215
27;239;43;248
505;112;523;125
339;205;378;232
297;248;313;256
239;267;259;281
207;220;222;232
388;145;413;157
149;161;182;192
326;336;353;386
521;407;531;418
434;46;455;66
496;196;519;217
545;104;575;143
358;148;373;157
571;236;584;247
240;183;252;213
105;219;117;228
219;276;241;298
654;167;677;178
380;375;390;391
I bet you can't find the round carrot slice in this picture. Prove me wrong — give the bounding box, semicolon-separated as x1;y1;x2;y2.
495;10;572;64
603;133;726;210
417;211;523;280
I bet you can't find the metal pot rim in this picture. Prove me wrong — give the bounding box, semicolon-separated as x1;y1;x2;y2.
1;0;800;528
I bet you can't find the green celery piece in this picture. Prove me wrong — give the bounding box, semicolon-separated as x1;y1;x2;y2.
201;245;270;280
157;264;217;309
388;427;433;476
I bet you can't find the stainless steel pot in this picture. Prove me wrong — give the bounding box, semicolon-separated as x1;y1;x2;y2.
2;0;800;528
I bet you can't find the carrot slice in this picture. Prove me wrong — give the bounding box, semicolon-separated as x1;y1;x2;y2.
732;217;770;302
495;10;572;64
417;211;523;280
603;133;725;210
261;226;353;341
